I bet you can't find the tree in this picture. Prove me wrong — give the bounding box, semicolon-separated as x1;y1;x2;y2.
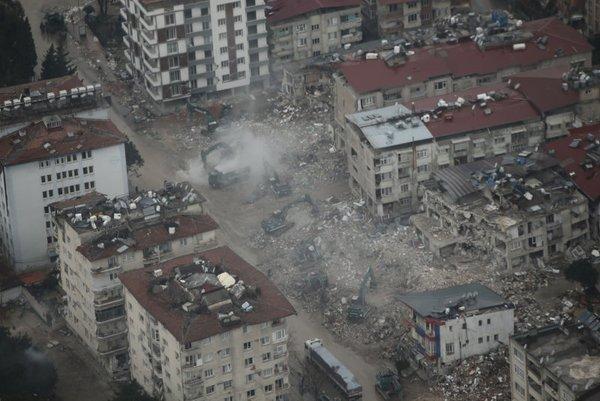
564;259;599;289
40;42;76;80
0;327;59;401
0;0;37;87
110;382;158;401
125;141;144;170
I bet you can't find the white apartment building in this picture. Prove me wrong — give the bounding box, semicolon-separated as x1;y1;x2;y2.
397;283;514;376
267;0;362;72
52;183;219;378
120;246;296;401
121;0;270;103
0;115;128;272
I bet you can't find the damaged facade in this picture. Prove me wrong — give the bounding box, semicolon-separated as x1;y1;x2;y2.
120;247;295;401
52;182;219;378
397;283;514;375
121;0;270;103
509;311;600;401
0;113;128;272
414;153;590;270
267;0;362;74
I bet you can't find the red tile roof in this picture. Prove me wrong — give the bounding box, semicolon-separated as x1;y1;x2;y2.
405;83;540;138
339;18;592;94
77;214;219;261
267;0;360;24
119;246;296;343
0;117;127;167
18;270;50;286
510;66;580;113
0;75;82;104
544;123;600;201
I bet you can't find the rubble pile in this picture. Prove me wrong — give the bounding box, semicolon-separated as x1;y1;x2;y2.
437;347;510;401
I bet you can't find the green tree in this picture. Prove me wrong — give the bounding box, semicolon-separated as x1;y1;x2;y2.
41;42;76;80
110;382;158;401
564;259;599;289
0;327;59;401
0;0;37;87
125;141;144;170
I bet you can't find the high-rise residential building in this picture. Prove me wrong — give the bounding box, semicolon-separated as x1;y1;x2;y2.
0;114;128;271
120;0;270;103
52;183;219;378
120;246;296;401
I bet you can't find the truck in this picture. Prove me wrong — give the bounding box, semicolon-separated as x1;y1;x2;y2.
304;339;362;401
208;167;250;189
375;370;402;400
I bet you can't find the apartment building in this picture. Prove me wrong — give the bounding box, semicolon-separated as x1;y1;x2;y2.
0;114;128;272
333;17;593;144
52;183;219;378
121;0;270;103
397;283;514;376
586;0;600;35
362;0;450;38
414;154;590;270
267;0;362;73
120;246;296;401
509;313;600;401
344;82;547;217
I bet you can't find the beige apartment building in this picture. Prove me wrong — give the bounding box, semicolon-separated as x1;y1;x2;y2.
267;0;362;72
415;154;590;270
509;315;600;401
333;17;593;144
52;183;219;378
361;0;450;38
344;83;546;217
121;0;270;103
120;246;295;401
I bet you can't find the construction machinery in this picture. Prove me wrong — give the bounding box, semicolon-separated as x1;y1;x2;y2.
375;370;402;400
263;161;292;197
201;142;234;168
305;339;363;401
261;194;318;235
208;167;250;189
347;266;376;321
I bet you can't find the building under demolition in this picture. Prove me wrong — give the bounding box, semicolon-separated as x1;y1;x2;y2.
509;311;600;401
413;153;590;270
52;182;219;378
397;283;514;377
120;246;295;401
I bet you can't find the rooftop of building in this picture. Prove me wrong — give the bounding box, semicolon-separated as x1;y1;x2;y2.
424;152;587;229
338;17;591;94
266;0;360;24
398;282;512;320
0;75;82;104
0;115;126;167
407;83;540;138
513;314;600;399
51;182;215;262
544;123;600;201
119;246;296;343
345;104;433;150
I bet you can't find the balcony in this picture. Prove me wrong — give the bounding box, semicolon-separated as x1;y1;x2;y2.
121;21;128;34
142;41;157;58
143;56;159;72
123;35;130;48
120;7;127;20
144;71;161;87
141;28;157;45
94;294;124;310
341;32;362;44
140;15;155;31
96;327;128;340
97;338;128;355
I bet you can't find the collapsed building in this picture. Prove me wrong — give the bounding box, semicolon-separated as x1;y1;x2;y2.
397;283;514;378
413;153;590;270
51;182;219;378
545;123;600;239
120;247;295;401
509;311;600;401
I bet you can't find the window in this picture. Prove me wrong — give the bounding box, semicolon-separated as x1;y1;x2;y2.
389;3;398;11
221;60;229;68
361;96;375;108
217;4;225;11
246;373;254;383
222;74;230;82
515;382;525;396
222;363;232;373
273;329;286;342
247;10;256;20
494;334;499;341
249;39;258;48
42;191;48;199
434;81;446;90
218;18;226;26
236;43;244;50
223;380;232;389
168;56;179;68
400;183;409;193
204;368;214;378
311;24;319;30
296;23;305;32
408;13;418;22
202;20;210;30
206;385;215;394
478;320;482;326
262;352;271;362
167;41;179;54
514;365;525;379
417;164;428;173
327;17;337;25
312;37;320;44
487;318;491;324
220;46;228;54
417;149;428;158
246;389;255;398
166;27;177;40
262;367;273;377
237;57;245;64
298;37;307;47
81;150;92;159
244;357;253;366
164;13;175;25
235;29;243;37
445;342;454;355
169;70;181;82
260;336;270;345
264;384;273;393
478;337;483;344
243;341;252;350
328;32;337;40
184;9;192;18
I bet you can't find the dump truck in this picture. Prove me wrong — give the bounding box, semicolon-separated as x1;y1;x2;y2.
208;167;250;189
305;339;362;401
375;370;402;400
